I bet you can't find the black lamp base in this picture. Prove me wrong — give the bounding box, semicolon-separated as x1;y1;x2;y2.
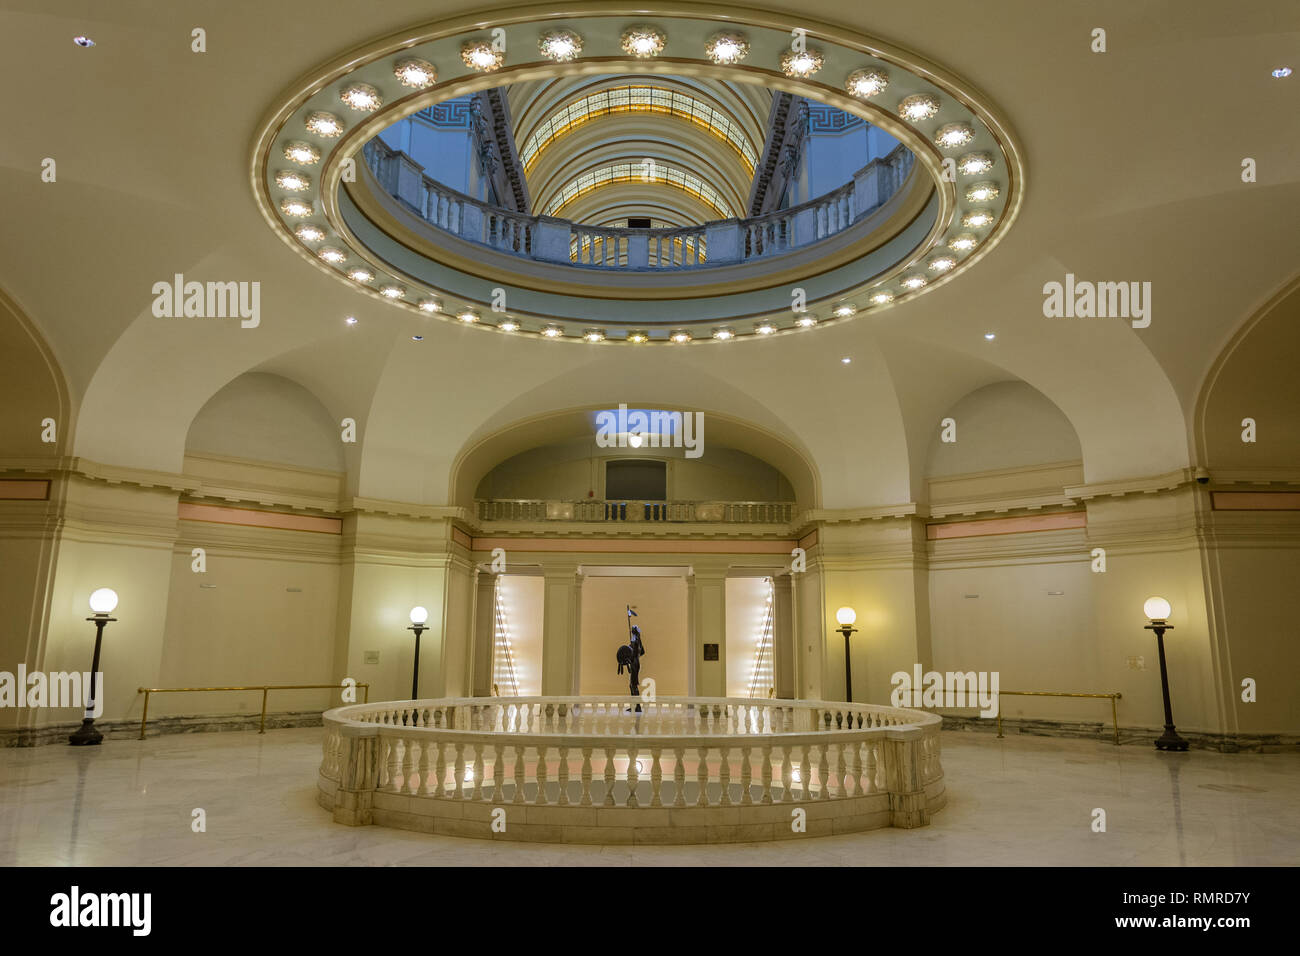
68;719;103;746
1154;726;1189;751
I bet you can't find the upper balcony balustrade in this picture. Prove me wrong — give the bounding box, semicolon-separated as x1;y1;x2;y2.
363;138;914;273
475;498;797;527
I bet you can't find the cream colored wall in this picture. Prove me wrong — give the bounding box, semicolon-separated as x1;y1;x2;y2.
579;576;688;695
495;574;544;696
927;381;1082;479
725;576;772;697
475;437;794;502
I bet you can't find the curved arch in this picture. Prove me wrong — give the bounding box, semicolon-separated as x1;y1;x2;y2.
448;404;821;511
1194;270;1300;472
0;284;74;459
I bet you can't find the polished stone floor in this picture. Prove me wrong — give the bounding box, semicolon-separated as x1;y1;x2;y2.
1;727;1295;865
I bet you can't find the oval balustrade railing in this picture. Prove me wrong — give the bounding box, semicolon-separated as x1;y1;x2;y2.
319;695;945;843
475;498;797;524
363;138;914;272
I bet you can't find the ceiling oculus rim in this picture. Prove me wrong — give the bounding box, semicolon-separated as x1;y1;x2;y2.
249;3;1024;344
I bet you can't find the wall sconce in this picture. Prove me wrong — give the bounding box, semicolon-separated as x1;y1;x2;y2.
834;607;858;702
69;588;117;746
1143;596;1188;752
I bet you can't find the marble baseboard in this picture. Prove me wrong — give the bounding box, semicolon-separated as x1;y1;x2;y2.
937;713;1300;753
0;709;325;748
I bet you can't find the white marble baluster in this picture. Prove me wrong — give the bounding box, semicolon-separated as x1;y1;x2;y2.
416;737;430;795
779;747;792;803
649;748;663;807
761;744;774;804
696;746;710;807
718;746;732;807
557;746;571;806
603;746;617;806
452;743;466;800
740;744;753;805
626;745;639;808
472;745;485;800
850;739;863;797
580;747;593;807
535;743;548;805
818;744;831;800
512;744;526;804
386;737;403;793
672;747;686;807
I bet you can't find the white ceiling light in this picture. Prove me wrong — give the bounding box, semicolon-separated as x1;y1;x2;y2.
626;330;649;343
669;329;692;343
795;315;817;327
346;267;374;283
947;233;978;252
461;40;504;72
541;325;563;338
869;291;895;305
279;198;314;218
961;208;996;228
583;329;606;342
498;319;520;332
832;304;857;318
754;321;776;335
304;111;344;138
417;299;440;313
379;284;405;299
317;246;347;264
934;122;975;148
901;274;927;290
898;93;941;122
339;83;383;112
283;141;321;165
294;223;325;242
957;151;994;176
965;181;1000;203
706;32;749;65
275;169;310;192
539;29;583;62
621;26;665;58
927;254;956;273
781;48;824;78
845;68;889;98
711;327;735;340
74;36;95;48
394;58;437;88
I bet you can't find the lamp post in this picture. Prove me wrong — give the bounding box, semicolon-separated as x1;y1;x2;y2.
835;607;858;702
1144;596;1188;752
69;588;116;746
408;606;429;700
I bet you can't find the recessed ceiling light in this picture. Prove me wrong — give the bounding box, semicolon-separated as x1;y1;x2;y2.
934;123;975;149
1272;66;1293;78
705;32;749;65
279;198;314;218
947;233;978;252
961;208;996;228
317;246;347;264
412;335;424;341
345;316;358;326
304;111;344;138
927;255;956;273
283;141;321;166
669;329;692;343
712;327;735;340
458;310;479;323
541;325;563;338
621;27;665;58
346;267;374;283
583;329;605;342
417;299;440;313
73;36;95;48
832;304;857;318
275;169;311;192
394;58;437;89
957;151;994;176
869;291;895;305
781;48;824;79
754;322;776;335
795;315;817;328
627;330;649;343
294;223;326;242
498;319;520;332
840;356;852;364
461;40;504;72
984;333;996;340
379;284;405;299
965;181;1000;203
339;83;383;112
539;29;583;62
898;93;941;122
845;68;889;98
901;274;927;290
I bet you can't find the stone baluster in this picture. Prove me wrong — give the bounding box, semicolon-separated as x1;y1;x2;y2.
603;747;617;806
486;744;501;802
557;746;571;806
626;746;640;808
649;748;663;807
385;737;402;792
864;740;878;793
818;744;831;800
740;744;753;805
672;747;686;807
850;739;863;797
718;746;732;807
416;737;431;795
779;747;792;803
761;745;774;804
696;746;710;807
472;746;485;800
535;744;548;805
452;744;466;800
512;745;526;803
580;748;594;806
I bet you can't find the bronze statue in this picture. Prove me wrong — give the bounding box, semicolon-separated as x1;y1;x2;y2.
616;606;646;706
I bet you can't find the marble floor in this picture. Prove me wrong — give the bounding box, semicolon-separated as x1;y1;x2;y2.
1;727;1295;865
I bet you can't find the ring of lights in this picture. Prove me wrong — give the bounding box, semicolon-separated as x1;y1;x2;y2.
250;2;1024;343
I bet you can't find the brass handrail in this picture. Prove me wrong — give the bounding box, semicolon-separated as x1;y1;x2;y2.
135;682;370;739
994;690;1123;746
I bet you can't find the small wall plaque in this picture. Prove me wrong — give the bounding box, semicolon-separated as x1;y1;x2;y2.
703;643;719;661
